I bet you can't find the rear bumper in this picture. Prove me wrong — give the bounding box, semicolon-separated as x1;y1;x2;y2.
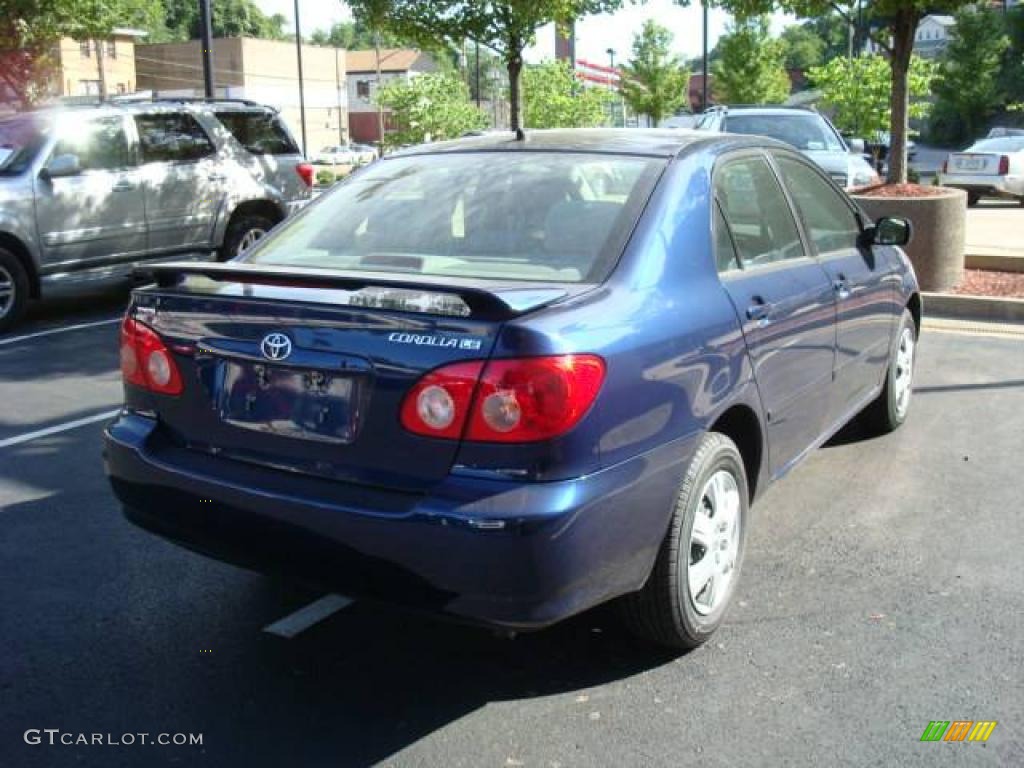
939;174;1024;198
103;412;694;629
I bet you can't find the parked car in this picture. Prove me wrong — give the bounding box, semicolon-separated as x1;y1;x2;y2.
939;136;1024;207
104;129;920;650
0;99;312;332
316;143;377;166
696;105;880;189
986;127;1024;139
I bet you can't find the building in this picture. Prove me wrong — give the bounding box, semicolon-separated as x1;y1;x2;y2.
345;48;439;142
56;28;148;99
913;14;956;58
135;37;347;156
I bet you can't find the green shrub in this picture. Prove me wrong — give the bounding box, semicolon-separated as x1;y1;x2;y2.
315;169;336;187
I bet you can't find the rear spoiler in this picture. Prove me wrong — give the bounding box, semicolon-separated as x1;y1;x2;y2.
136;261;570;320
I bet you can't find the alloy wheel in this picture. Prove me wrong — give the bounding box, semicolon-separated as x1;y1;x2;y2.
0;265;14;321
237;227;267;256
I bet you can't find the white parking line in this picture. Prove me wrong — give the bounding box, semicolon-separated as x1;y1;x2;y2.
262;594;354;639
0;409;121;450
0;317;121;347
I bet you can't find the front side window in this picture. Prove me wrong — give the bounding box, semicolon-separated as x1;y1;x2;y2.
51;116;132;171
134;113;215;164
246;152;665;284
774;156;860;255
214;111;299;155
715;155;804;268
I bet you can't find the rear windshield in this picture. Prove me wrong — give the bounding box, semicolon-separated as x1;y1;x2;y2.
726;114;845;153
215;111;299;155
245;152;664;283
0;115;50;175
970;137;1024;153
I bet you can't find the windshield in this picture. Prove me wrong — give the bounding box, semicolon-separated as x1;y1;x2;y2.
970;137;1024;153
246;151;664;283
0;114;50;174
726;114;845;152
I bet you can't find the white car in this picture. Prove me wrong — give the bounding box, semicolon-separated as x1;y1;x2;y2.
939;137;1024;207
316;143;377;166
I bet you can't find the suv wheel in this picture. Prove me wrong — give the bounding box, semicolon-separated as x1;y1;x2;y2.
620;432;749;650
0;248;30;333
220;213;276;261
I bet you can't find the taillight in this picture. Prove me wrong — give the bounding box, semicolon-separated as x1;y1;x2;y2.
998;155;1010;175
399;354;606;443
296;162;314;187
120;317;183;396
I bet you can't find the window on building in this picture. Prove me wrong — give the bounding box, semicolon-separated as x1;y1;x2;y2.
107;40;116;59
80;80;102;96
80;40;91;57
356;80;371;99
134;113;216;164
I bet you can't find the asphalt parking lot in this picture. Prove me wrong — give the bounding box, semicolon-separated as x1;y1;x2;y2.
1;284;1022;767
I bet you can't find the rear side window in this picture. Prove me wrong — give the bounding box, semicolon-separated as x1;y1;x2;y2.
246;152;664;283
135;114;215;164
215;111;299;155
52;116;132;171
774;156;860;255
715;155;804;268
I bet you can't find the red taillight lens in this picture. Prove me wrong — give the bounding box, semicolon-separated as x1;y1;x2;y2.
400;355;606;443
400;360;485;439
296;162;314;187
466;355;605;442
120;317;183;396
998;155;1010;175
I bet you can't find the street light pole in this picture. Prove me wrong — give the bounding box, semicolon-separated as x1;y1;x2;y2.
293;0;308;157
199;0;215;98
606;47;616;127
701;1;708;111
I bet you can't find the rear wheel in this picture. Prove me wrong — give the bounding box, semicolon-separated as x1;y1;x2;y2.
620;432;749;650
0;248;30;333
865;308;916;433
220;213;277;261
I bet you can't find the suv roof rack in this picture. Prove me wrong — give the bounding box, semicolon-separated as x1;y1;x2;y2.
109;95;277;111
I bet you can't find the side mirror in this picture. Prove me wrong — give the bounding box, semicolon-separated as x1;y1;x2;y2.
865;216;912;247
43;153;82;179
847;138;866;154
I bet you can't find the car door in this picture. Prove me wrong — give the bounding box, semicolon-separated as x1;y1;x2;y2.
134;112;227;253
33;114;146;271
714;152;837;478
771;153;895;423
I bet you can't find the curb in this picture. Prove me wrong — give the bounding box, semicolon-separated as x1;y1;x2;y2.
923;292;1024;323
965;253;1024;273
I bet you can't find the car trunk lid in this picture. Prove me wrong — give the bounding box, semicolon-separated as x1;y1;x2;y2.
948;152;1003;175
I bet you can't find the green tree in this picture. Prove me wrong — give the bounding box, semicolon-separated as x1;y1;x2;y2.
160;0;286;41
709;0;979;184
375;72;487;147
521;60;610;128
348;0;624;134
620;20;690;125
713;16;791;104
810;53;934;143
779;23;825;70
931;9;1010;145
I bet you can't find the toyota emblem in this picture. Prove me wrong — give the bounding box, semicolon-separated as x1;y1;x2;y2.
260;333;293;361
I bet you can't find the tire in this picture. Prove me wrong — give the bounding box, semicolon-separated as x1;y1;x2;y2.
219;213;277;261
967;192;981;208
864;308;917;434
620;432;750;651
0;248;30;334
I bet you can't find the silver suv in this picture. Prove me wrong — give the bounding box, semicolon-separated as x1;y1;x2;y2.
0;99;312;331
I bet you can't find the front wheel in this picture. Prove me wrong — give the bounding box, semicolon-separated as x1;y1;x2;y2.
0;248;30;333
620;432;749;650
865;308;917;433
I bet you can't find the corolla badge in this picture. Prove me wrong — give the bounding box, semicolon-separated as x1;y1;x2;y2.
260;332;293;361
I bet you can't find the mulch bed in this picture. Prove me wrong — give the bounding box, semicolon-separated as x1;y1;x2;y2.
853;183;949;198
949;269;1024;299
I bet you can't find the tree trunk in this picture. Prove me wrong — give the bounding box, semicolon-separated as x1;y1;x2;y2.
886;10;917;185
95;39;108;102
507;40;523;137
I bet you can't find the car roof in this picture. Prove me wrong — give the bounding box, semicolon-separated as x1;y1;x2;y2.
16;100;275;120
713;106;821;118
391;128;753;159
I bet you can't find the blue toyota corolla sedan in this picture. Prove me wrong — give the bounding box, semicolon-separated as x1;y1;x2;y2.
104;130;920;649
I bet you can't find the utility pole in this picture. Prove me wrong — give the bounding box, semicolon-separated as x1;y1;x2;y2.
199;0;215;98
375;30;385;154
293;0;308;157
701;1;709;111
335;48;344;146
475;40;481;108
606;48;616;127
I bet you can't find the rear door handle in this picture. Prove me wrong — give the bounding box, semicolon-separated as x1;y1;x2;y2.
112;180;136;192
833;277;851;300
207;173;227;182
746;299;772;326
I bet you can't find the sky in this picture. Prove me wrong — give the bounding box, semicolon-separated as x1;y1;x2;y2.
254;0;794;64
